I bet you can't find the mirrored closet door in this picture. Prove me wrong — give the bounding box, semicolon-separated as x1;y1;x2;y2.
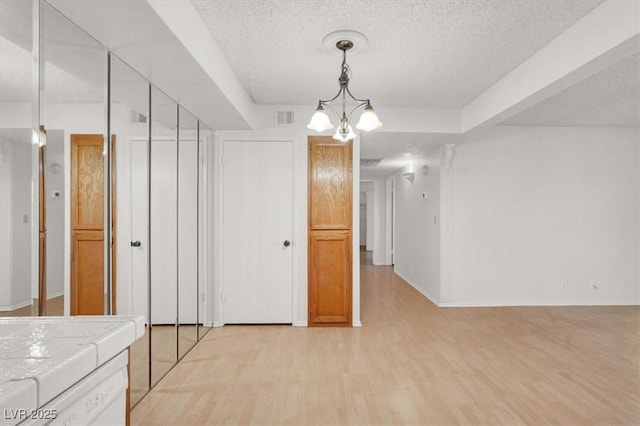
0;0;212;406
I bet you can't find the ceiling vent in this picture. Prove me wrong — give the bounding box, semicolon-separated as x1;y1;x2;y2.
129;110;147;123
360;158;382;167
275;110;295;126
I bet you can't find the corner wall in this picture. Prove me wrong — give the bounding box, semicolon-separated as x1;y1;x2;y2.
443;126;639;306
393;164;441;303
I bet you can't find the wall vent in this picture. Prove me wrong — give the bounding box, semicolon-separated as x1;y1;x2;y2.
129;110;147;123
275;110;295;126
360;158;382;167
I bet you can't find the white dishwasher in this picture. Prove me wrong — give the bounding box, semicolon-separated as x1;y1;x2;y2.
0;316;144;426
21;351;128;426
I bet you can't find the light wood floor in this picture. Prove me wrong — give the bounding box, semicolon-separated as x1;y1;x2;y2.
132;252;640;425
0;295;64;317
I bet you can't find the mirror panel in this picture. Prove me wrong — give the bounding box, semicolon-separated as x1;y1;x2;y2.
0;0;35;317
150;87;178;386
178;107;198;359
111;54;150;405
197;122;212;340
42;1;107;316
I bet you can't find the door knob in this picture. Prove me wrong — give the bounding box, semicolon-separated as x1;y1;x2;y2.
130;240;141;247
283;240;291;247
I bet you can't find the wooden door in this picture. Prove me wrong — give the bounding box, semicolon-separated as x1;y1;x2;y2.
308;136;352;326
70;134;115;315
222;140;294;324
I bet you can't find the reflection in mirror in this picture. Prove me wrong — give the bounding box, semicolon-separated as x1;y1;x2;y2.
198;122;212;340
178;107;198;359
42;1;107;316
150;87;178;386
111;55;150;405
0;1;35;317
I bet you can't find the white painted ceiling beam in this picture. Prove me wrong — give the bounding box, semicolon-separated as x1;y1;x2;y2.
461;0;640;133
146;0;260;130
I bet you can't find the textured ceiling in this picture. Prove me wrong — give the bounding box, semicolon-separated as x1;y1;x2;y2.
503;52;640;127
191;0;604;108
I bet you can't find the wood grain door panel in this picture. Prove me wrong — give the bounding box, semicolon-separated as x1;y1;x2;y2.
309;139;352;230
72;138;104;230
309;232;351;325
71;230;104;315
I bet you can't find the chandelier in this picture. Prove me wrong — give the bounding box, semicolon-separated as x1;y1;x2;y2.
307;39;382;142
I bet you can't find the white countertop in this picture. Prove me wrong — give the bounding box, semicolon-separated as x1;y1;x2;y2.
0;316;144;420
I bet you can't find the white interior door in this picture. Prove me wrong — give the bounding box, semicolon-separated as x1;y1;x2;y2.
222;140;293;324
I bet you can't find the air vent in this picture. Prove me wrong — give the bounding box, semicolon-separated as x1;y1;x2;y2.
360;158;382;167
275;110;295;126
129;110;147;123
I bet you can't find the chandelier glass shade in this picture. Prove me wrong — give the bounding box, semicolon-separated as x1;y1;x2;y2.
307;39;382;142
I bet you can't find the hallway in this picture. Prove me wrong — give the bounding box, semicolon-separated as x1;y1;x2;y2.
132;254;639;425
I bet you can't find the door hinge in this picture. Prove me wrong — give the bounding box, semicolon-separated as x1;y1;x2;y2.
220;293;226;303
221;156;224;167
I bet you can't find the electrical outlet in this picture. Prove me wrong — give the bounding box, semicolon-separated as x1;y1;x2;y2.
532;282;538;292
560;282;568;291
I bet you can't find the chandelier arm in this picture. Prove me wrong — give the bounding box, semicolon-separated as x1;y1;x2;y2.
346;102;369;122
319;102;344;123
344;84;370;104
318;86;346;105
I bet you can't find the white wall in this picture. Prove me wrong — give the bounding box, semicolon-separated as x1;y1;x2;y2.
393;164;441;303
359;196;366;246
366;191;374;251
0;132;33;310
371;178;388;265
443;126;639;306
45;129;65;298
10;138;33;308
359;179;389;265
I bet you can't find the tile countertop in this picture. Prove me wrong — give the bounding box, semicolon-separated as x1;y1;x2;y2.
0;316;144;418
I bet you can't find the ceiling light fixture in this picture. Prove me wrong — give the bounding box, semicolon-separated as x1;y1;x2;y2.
307;39;382;142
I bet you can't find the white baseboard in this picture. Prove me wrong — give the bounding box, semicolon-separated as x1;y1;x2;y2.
292;321;307;327
393;270;639;308
394;270;441;306
0;295;62;312
46;291;64;300
213;321;224;327
352;320;362;327
0;300;32;312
